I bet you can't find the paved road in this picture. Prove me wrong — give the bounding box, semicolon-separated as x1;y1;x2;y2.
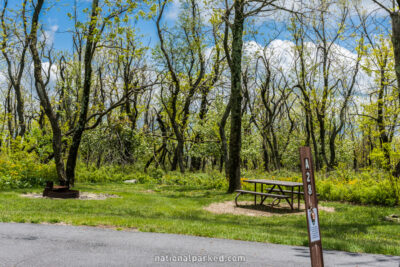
0;223;399;267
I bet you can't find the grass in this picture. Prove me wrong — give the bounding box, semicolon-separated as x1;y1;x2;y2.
0;183;399;256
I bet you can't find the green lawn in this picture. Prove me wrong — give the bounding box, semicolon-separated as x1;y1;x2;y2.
0;183;399;255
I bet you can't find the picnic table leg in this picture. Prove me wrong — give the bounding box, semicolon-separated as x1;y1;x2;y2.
278;185;293;209
235;192;241;207
261;185;275;205
291;187;294;211
260;185;266;205
254;183;257;205
298;186;301;210
267;185;276;193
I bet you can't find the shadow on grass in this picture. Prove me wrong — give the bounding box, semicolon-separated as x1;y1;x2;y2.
235;203;303;214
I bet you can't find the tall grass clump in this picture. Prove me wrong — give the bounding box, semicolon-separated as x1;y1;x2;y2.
0;152;57;189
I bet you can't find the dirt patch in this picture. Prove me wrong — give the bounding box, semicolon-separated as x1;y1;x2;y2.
204;201;334;217
384;214;400;223
140;189;155;194
21;192;120;200
79;192;120;200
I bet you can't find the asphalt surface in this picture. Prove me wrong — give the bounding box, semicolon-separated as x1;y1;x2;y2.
0;222;399;267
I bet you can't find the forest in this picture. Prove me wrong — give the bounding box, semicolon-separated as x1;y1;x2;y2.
0;0;400;205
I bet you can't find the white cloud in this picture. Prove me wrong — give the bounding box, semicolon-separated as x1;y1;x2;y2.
242;39;375;104
27;62;59;94
164;0;215;25
165;0;181;20
277;0;390;15
0;72;7;85
358;0;392;15
41;24;59;46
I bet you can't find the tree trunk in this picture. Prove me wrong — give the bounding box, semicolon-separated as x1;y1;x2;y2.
14;84;26;137
218;98;231;176
377;67;391;169
300;88;319;170
175;139;185;172
310;117;320;171
170;128;185;173
6;85;13;139
391;12;400;103
317;113;329;168
192;87;210;171
262;139;269;172
271;130;282;170
329;130;338;169
156;111;168;171
227;0;244;193
66;0;100;186
28;0;67;185
390;12;400;176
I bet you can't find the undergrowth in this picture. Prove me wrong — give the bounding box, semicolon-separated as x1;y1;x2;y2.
1;154;399;206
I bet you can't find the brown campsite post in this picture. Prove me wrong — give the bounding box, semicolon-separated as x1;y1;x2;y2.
299;147;324;267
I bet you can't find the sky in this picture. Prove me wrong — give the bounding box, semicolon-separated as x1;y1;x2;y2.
4;0;391;52
0;0;392;103
6;0;168;51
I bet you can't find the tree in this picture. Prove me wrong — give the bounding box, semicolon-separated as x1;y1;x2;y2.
155;0;223;172
1;0;28;138
27;0;68;184
290;0;362;170
26;0;154;185
371;0;400;176
223;0;285;193
245;51;295;171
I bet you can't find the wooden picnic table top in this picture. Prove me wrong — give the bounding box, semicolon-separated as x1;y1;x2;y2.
242;179;303;187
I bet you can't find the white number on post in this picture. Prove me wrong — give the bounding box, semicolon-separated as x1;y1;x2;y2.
305;158;310;170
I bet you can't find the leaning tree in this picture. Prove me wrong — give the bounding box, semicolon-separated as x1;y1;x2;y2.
26;0;156;186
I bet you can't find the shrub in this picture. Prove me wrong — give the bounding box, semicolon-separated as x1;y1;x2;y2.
0;153;57;189
160;170;227;189
1;152;398;206
317;174;397;206
75;165;227;189
244;168;399;206
76;164;143;183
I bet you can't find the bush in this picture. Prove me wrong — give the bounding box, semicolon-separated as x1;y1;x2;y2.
75;164;152;183
75;164;398;205
243;168;399;206
317;171;398;206
0;153;57;189
160;170;227;189
2;152;398;206
75;163;228;189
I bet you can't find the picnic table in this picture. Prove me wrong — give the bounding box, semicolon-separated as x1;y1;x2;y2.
235;179;304;210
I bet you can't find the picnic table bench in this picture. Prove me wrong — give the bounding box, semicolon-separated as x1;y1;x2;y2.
267;189;320;195
235;179;304;210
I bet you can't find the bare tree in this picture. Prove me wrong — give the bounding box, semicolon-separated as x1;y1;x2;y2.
1;0;29;137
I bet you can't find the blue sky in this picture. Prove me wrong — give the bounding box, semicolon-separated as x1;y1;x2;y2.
6;0;160;51
7;0;302;52
5;0;391;53
44;0;159;51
